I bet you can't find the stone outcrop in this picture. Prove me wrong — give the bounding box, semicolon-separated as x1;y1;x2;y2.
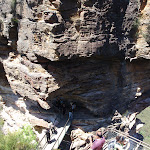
2;54;150;117
0;1;150;142
134;0;150;59
2;53;59;109
1;0;146;61
0;62;55;136
17;0;141;61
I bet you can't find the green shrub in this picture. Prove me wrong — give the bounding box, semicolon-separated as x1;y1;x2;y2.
11;0;17;13
132;18;140;31
130;18;140;40
0;117;4;128
11;18;18;26
0;125;38;150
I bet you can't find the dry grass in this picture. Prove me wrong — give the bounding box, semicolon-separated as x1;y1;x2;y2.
137;106;150;144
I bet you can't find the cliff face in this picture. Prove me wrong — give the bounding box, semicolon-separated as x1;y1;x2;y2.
3;55;150;116
0;0;141;61
135;0;150;59
0;0;150;131
17;0;139;61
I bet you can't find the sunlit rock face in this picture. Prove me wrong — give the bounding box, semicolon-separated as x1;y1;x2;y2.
0;62;55;133
134;0;150;60
17;0;139;61
0;0;150;120
2;54;59;109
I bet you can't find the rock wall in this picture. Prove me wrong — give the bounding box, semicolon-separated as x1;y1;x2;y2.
0;0;150;133
135;0;150;59
2;55;150;117
17;0;140;61
0;62;55;134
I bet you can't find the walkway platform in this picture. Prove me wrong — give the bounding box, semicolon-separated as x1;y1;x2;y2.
37;116;71;150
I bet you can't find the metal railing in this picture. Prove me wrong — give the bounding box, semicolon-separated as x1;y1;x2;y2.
83;125;150;150
36;117;59;150
36;117;150;150
36;134;47;150
36;115;71;150
103;128;150;150
51;118;71;150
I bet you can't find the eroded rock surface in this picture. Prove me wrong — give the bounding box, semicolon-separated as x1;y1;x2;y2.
17;0;140;61
2;54;59;109
1;54;150;117
135;0;150;59
0;0;150;142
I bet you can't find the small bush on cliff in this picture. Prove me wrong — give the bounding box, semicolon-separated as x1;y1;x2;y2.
144;25;150;45
11;0;17;13
130;18;140;40
11;18;19;24
0;125;37;150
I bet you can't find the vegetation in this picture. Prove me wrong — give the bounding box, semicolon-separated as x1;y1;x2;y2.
0;124;38;150
11;0;17;13
11;0;19;26
11;18;19;25
137;106;150;144
144;24;150;45
0;117;4;129
130;18;140;40
132;18;140;31
0;104;38;150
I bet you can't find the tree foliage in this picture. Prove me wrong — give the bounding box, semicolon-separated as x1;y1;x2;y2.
0;125;37;150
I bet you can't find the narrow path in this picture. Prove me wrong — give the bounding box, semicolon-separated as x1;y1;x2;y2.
37;116;71;150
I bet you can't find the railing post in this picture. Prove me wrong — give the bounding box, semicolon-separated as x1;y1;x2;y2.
58;135;59;147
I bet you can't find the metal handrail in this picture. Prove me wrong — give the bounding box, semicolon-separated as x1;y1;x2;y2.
106;122;150;148
51;118;71;149
102;128;150;150
83;125;150;150
36;116;59;150
36;134;47;150
36;114;71;150
110;128;150;149
37;117;150;150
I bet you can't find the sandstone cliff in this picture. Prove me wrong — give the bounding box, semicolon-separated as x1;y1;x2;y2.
0;0;150;133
